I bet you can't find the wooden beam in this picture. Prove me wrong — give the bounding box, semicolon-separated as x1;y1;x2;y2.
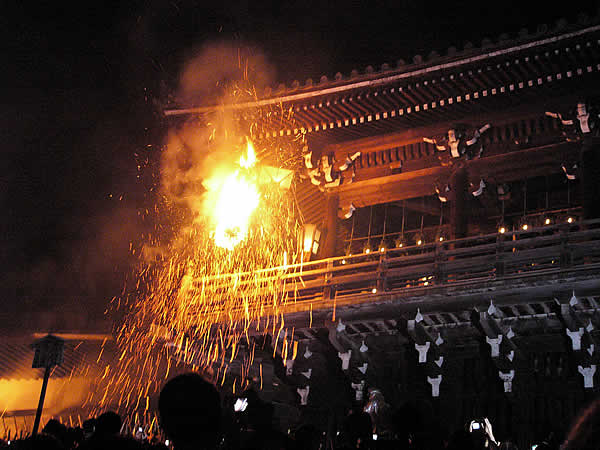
337;141;576;208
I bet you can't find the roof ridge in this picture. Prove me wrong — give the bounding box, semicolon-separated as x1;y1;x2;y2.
165;12;600;115
262;13;599;97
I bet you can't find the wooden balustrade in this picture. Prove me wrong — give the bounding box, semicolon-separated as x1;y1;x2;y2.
193;219;600;316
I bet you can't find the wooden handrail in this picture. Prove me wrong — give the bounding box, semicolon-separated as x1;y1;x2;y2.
192;219;600;315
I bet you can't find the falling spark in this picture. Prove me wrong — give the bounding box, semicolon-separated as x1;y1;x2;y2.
78;131;308;416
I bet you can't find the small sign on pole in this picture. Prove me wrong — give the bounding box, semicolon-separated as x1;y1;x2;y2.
31;335;64;435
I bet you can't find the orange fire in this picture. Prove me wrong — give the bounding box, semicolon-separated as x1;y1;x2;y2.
83;133;304;414
205;140;260;250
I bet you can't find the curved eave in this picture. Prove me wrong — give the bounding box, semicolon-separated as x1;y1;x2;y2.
164;22;600;117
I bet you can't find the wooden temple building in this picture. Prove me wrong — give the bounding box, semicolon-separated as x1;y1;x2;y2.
166;15;600;447
4;13;600;448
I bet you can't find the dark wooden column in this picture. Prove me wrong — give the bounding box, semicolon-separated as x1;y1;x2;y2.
582;140;600;219
322;193;339;258
449;166;469;240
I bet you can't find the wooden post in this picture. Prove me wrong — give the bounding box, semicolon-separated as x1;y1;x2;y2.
495;234;505;277
322;193;339;258
31;334;64;435
434;241;446;284
449;166;468;240
582;140;600;220
32;365;51;435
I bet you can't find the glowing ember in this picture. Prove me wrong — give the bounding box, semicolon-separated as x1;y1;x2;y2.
206;140;260;250
81;97;304;416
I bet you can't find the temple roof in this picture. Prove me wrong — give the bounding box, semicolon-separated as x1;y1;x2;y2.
165;15;600;149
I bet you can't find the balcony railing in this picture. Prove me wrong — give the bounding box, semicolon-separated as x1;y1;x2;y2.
195;219;600;314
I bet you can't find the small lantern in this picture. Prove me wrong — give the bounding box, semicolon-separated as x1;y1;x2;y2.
415;232;424;246
394;235;405;248
302;224;321;255
32;335;64;369
341;246;352;265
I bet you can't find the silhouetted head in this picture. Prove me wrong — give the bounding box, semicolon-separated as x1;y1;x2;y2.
42;419;66;440
83;418;96;437
15;433;65;450
294;424;321;450
95;411;122;436
159;372;221;450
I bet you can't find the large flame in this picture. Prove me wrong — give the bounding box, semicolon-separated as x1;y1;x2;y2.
206;140;260;250
81;126;303;417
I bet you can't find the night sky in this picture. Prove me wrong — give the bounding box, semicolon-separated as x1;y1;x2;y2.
2;1;598;333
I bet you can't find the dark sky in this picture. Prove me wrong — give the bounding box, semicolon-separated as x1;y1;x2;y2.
2;0;598;332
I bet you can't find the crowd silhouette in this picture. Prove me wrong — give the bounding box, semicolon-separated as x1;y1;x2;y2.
1;373;597;450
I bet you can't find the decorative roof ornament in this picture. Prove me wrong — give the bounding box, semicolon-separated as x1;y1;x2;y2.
499;370;515;393
415;342;430;363
570;291;578;306
472;179;486;197
487;299;497;316
338;350;352;370
427;375;442;397
587;320;594;333
566;328;584;351
423;123;490;160
578;365;596;389
415;308;424;323
297;386;310;405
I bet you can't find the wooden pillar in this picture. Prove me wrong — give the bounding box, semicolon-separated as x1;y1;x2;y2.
322;193;339;258
449;167;468;240
582;140;600;219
